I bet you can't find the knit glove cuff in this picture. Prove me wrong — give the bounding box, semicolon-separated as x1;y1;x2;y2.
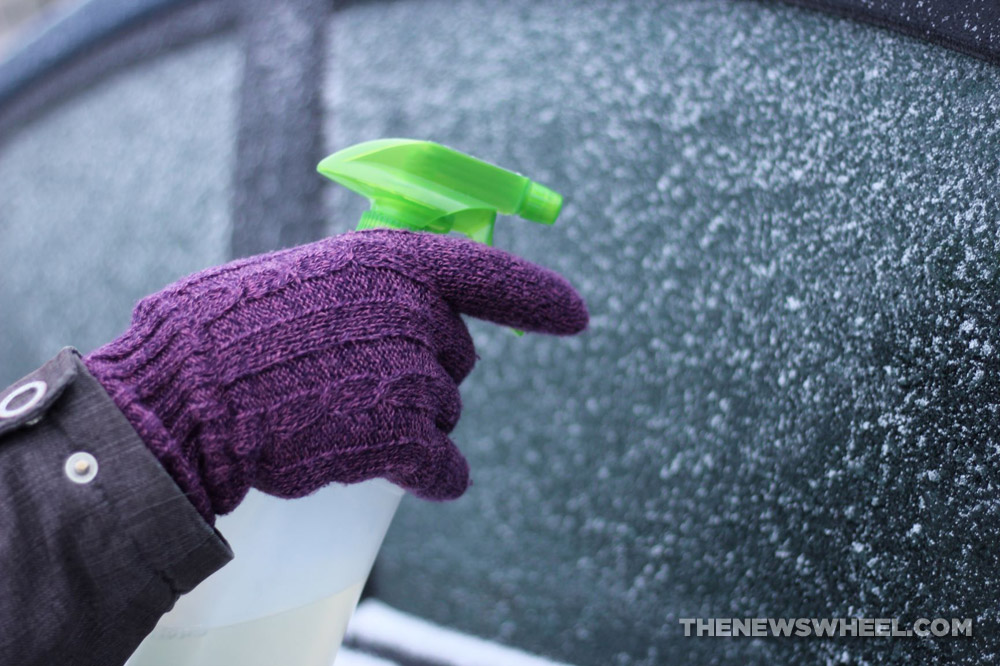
85;285;237;522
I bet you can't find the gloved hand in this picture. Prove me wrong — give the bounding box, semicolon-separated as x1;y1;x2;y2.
84;229;588;523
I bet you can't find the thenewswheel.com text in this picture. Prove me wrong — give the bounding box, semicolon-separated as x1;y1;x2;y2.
679;618;972;638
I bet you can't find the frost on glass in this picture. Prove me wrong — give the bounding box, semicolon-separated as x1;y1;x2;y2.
324;2;1000;664
0;37;240;384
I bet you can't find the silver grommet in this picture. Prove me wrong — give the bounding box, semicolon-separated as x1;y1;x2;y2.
0;380;47;419
65;452;98;484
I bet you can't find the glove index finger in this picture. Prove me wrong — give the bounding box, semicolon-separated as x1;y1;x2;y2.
407;231;589;335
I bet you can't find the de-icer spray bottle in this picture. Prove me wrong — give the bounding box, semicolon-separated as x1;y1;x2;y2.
127;139;562;666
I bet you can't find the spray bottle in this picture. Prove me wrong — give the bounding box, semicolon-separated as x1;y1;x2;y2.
126;139;563;666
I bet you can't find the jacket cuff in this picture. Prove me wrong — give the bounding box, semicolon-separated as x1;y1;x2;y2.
0;347;233;595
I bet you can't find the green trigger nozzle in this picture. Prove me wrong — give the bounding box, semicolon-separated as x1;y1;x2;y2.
316;138;563;247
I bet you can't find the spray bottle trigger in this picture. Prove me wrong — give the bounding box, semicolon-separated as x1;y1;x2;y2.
319;139;564;339
443;209;497;246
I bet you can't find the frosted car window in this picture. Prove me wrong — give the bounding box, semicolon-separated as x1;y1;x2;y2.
0;36;240;384
325;2;1000;664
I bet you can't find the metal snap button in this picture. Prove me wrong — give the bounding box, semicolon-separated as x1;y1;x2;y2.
65;452;98;484
0;380;47;419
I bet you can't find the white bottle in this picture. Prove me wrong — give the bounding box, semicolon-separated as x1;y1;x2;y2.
127;479;404;666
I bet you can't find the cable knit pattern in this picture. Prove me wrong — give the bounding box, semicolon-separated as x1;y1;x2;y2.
84;230;589;523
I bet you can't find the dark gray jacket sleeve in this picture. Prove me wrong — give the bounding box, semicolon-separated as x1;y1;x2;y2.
0;348;233;666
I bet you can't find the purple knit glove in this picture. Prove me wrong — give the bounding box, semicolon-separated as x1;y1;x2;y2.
84;229;588;523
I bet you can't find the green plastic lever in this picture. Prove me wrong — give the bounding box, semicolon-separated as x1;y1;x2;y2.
316;138;562;246
317;139;564;335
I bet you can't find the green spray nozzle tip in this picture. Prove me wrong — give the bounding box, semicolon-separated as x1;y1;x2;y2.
316;138;562;246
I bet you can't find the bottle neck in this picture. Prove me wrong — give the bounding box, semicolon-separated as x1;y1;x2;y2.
357;210;411;231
